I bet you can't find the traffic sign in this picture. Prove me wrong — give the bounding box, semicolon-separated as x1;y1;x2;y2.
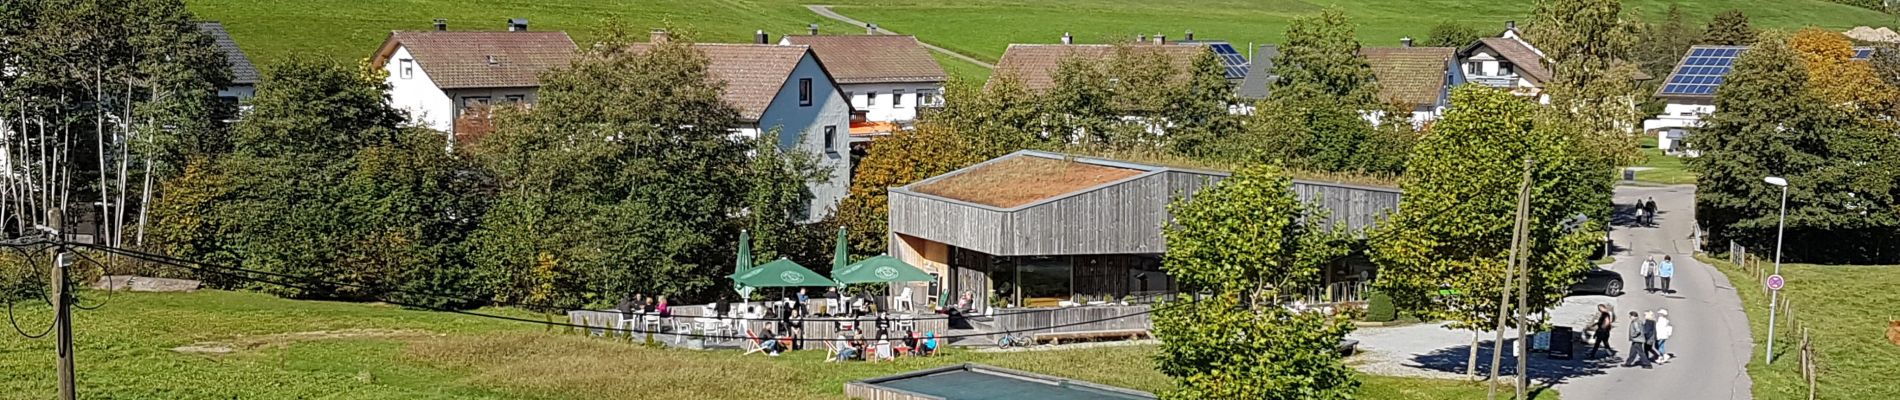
1766;274;1785;291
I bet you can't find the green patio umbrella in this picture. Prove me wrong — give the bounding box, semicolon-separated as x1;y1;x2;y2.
734;230;754;297
832;255;936;285
730;258;838;288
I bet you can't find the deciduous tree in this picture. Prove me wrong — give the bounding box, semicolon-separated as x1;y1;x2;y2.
1702;9;1757;46
1153;164;1356;399
1369;87;1603;378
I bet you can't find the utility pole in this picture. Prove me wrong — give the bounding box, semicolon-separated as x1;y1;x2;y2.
48;209;75;400
1489;158;1534;400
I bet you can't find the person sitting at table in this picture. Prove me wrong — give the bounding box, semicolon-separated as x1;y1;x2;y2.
655;296;671;318
642;296;658;313
824;287;842;316
616;293;638;314
902;330;920;354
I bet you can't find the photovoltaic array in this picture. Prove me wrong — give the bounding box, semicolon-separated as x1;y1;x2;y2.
1660;46;1879;98
1207;43;1249;79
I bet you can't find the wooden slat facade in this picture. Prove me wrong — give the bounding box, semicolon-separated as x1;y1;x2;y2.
889;151;1403;257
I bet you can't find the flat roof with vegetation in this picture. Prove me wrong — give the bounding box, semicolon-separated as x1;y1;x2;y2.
910;155;1146;208
844;363;1156;400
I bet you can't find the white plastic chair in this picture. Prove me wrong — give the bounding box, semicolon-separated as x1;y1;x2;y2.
643;314;664;334
895;287;914;312
894;313;916;332
614;311;642;337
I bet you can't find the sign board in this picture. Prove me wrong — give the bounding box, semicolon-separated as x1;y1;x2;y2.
1766;274;1785;291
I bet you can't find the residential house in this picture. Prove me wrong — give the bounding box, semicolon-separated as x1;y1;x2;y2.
1455;22;1552;102
990;40;1209;91
1645;45;1876;153
778;28;946;140
197;22;259;105
635;31;853;221
886;151;1400;311
1234;39;1455;124
369;19;576;138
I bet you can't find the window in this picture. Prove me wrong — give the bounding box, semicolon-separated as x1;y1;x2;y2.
1499;62;1515;76
399;59;415;79
918;89;943;107
463;96;491;107
893;89;906;107
504;95;526;104
866;91;878;107
823;125;838;155
799;78;813;106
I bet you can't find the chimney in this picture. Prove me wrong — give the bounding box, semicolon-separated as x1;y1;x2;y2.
866;23;878;34
433;18;447;31
808;23;819;36
1137;33;1147;43
1153;34;1165;45
650;29;670;44
1401;36;1414;47
1185;29;1194;41
1061;32;1073;45
1507;20;1517;31
507;18;528;32
756;29;769;44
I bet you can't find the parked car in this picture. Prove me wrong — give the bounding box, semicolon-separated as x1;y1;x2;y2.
1569;268;1623;296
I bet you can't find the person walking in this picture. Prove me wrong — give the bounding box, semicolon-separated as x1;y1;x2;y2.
1623;310;1652;368
1644;198;1658;225
1655;309;1674;363
1587;303;1617;358
1659;256;1677;294
1641;257;1657;293
1643;311;1662;363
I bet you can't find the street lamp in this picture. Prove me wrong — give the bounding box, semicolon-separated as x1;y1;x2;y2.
1763;176;1789;364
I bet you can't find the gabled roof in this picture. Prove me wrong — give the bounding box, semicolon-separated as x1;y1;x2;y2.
990;44;1209;91
196;22;259;85
1655;45;1875;100
779;35;946;84
1237;45;1280;100
372;31;577;89
1360;47;1455;107
1464;37;1551;84
627;43;833;122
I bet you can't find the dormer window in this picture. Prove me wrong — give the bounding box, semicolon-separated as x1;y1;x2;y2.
486;55;499;66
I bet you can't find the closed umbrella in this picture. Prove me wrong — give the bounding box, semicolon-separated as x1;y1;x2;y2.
730;258;838;288
832;227;848;285
735;230;754;298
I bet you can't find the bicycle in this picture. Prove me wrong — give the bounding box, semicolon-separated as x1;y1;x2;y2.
996;332;1032;349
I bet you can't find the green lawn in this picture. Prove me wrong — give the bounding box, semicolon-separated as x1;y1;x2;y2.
1630;136;1697;185
1702;256;1900;400
186;0;1893;69
2;290;1539;399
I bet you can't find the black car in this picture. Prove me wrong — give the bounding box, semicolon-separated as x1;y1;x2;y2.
1568;268;1624;296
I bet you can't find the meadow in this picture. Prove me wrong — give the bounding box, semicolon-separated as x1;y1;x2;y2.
186;0;1895;72
0;290;1542;399
1704;256;1900;400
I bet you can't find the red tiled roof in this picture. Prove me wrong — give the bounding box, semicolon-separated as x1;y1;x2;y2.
780;35;946;84
628;43;813;122
990;44;1208;91
373;31;576;89
1360;47;1454;107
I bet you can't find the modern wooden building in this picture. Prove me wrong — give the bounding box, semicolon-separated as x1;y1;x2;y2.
886;151;1402;311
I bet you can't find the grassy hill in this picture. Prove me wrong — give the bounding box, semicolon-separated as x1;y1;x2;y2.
188;0;1894;74
0;290;1541;399
1704;257;1900;400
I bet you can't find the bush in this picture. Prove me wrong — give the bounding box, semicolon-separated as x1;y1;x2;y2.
1366;290;1398;322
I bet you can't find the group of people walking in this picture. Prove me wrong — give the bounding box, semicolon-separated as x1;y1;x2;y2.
1632;197;1659;227
1586;303;1675;368
1640;255;1677;294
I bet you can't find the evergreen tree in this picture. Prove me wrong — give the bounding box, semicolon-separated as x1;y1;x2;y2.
1635;5;1696;79
1692;34;1900;263
1369;87;1603;378
1702;9;1757;46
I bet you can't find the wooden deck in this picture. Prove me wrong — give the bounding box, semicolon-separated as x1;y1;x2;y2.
565;304;950;349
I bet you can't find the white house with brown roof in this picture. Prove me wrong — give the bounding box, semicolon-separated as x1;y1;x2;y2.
636;32;853;220
1361;44;1456;124
369;22;575;136
1456;30;1551;102
779;34;946;124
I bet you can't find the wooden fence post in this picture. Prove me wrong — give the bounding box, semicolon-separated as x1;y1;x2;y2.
1803;328;1816;400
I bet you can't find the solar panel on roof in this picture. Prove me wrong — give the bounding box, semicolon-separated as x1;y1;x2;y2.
1854;48;1874;59
1659;47;1745;96
1204;42;1249;79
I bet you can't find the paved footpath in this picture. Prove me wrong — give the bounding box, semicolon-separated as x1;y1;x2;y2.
804;5;997;69
1348;185;1754;399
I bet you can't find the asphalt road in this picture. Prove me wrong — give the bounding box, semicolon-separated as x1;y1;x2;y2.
1558;184;1755;399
